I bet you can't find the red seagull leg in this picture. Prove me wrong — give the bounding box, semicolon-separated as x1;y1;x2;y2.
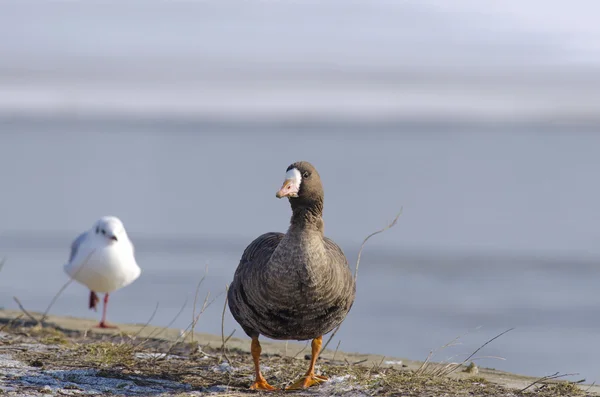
96;293;118;329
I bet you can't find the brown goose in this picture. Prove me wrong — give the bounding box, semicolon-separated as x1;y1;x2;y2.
228;161;356;390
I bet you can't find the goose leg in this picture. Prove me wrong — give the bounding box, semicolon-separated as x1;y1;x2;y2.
285;335;328;390
96;293;117;329
249;336;276;391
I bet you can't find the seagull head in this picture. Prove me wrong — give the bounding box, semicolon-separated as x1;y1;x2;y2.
92;216;127;244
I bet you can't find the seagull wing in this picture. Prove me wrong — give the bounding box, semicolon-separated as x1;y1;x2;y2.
68;231;89;264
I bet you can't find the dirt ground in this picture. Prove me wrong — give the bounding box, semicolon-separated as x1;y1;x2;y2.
0;309;596;397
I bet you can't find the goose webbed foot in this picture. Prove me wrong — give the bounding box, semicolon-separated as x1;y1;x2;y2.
249;336;276;391
285;335;328;390
250;377;277;391
285;374;328;390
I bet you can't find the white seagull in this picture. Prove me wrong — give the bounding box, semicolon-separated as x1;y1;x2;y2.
64;216;141;328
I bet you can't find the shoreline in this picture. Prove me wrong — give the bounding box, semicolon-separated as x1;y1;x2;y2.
1;309;597;396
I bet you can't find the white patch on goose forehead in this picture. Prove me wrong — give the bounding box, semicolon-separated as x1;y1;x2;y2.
285;168;302;183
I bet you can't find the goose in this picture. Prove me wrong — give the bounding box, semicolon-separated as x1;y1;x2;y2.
64;216;141;328
228;161;356;390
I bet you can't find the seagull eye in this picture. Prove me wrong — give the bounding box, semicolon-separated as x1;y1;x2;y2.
101;229;106;235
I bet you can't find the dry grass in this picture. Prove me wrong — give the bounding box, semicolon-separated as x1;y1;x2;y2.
0;320;591;397
415;328;513;377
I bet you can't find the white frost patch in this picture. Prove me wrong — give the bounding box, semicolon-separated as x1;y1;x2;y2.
317;374;371;397
328;374;356;384
0;354;30;369
384;360;403;365
134;352;182;360
0;351;192;396
212;362;234;373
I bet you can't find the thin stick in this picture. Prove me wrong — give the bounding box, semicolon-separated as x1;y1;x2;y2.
12;297;38;324
159;317;203;361
14;250;95;326
354;209;402;283
376;356;386;371
158;298;188;337
520;372;580;393
191;290;223;334
441;328;514;376
321;210;403;354
220;284;231;363
41;249;96;323
0;314;23;333
465;355;506;362
150;289;223;359
585;381;597;393
222;329;236;347
416;333;465;375
293;341;310;359
131;302;160;341
139;297;189;349
191;264;208;343
332;340;341;361
416;326;506;376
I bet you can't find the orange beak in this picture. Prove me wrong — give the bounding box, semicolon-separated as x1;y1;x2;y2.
276;178;300;198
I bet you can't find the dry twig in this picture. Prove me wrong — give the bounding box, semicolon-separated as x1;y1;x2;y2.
12;297;39;324
220;284;232;363
417;328;513;377
293;341;310;359
520;372;580;393
332;340;341;361
137;297;189;352
0;314;23;333
191;264;209;343
130;302;160;341
41;249;96;323
321;209;403;354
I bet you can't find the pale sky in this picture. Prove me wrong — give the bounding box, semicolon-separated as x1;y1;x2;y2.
2;0;600;67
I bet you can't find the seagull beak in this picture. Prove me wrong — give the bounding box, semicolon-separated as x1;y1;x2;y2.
110;235;118;242
276;178;300;198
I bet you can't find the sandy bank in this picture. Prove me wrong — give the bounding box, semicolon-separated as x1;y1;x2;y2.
0;309;596;396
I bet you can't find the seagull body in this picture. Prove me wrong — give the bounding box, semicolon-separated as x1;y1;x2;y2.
64;216;141;328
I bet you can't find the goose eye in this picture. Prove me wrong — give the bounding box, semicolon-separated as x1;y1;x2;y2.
303;172;310;178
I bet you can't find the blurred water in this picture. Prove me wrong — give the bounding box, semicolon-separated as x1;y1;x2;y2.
0;128;599;383
1;0;600;385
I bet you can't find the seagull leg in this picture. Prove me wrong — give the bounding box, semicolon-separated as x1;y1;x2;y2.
249;336;276;391
96;293;118;329
89;291;99;311
285;336;328;390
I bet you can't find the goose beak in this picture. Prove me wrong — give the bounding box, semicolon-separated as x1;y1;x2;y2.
276;178;299;198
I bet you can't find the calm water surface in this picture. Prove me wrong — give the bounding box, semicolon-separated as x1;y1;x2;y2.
0;126;599;381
